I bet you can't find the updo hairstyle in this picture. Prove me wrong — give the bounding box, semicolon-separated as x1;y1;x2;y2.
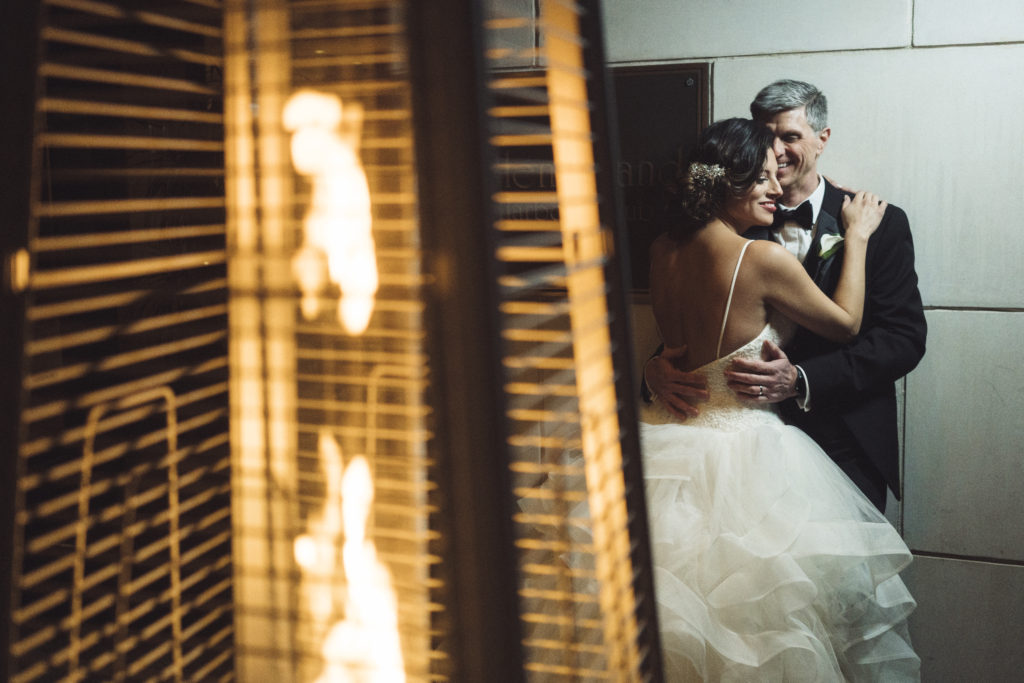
671;117;776;239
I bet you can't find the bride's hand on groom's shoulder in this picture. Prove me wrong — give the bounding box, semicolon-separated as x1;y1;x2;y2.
725;340;798;404
842;191;887;241
645;346;708;421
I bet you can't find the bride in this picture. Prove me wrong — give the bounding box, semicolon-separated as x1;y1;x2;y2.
641;117;919;681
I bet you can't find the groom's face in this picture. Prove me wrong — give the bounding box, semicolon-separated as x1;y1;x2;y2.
762;106;830;202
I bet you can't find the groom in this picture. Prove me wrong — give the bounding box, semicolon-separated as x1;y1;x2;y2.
642;79;927;512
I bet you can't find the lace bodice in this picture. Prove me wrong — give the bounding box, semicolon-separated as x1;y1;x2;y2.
642;318;795;431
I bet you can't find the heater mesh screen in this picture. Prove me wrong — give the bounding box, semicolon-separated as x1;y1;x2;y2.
7;1;661;681
10;1;233;681
483;1;658;679
223;0;443;680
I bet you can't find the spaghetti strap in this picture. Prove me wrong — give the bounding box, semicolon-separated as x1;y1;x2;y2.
716;240;753;358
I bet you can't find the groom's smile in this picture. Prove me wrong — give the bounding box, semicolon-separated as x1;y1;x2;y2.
764;106;830;205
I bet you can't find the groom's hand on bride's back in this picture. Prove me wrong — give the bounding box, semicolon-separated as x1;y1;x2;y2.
725;340;799;404
644;346;708;421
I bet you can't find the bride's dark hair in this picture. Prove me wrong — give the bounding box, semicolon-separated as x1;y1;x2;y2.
671;117;776;239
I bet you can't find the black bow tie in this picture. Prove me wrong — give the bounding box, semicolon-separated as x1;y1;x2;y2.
772;202;813;230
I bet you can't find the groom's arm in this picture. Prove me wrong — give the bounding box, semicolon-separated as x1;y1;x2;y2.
797;206;927;404
641;345;709;419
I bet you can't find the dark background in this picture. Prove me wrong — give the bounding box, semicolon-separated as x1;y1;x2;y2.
611;63;709;292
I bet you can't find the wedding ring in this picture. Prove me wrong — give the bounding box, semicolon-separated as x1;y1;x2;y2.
758;385;764;397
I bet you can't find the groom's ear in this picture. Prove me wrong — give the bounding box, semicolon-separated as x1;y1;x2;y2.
816;127;831;156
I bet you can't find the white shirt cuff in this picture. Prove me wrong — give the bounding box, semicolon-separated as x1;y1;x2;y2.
795;364;812;412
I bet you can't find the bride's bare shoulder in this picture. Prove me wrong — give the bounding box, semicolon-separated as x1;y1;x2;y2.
744;238;785;256
744;239;798;271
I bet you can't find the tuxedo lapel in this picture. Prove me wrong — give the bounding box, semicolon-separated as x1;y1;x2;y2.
805;182;849;290
806;210;842;287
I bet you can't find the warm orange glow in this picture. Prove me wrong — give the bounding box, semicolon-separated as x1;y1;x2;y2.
284;90;377;335
294;431;406;683
540;0;643;677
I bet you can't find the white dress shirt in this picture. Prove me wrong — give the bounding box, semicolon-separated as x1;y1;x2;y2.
771;176;826;411
772;176;826;263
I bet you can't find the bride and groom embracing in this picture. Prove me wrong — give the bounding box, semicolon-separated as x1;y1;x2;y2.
638;80;927;680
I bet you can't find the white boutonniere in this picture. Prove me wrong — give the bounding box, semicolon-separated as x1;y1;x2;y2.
818;234;844;259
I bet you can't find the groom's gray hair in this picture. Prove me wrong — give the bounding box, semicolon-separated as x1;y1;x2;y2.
750;79;828;133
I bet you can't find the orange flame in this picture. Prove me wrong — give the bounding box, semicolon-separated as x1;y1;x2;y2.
294;431;405;682
284;90;377;335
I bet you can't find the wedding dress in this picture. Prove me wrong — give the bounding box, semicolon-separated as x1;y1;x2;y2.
640;240;920;681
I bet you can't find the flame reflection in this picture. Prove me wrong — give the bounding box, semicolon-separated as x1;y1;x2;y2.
294;431;406;682
284;90;378;334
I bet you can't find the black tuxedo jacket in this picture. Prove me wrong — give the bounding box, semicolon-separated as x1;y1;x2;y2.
745;180;927;498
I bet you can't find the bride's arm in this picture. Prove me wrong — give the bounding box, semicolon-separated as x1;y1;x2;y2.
756;191;886;342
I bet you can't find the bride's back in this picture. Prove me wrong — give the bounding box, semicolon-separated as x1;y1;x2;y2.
650;230;770;371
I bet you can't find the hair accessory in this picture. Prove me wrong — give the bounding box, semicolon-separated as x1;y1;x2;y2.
689;162;725;188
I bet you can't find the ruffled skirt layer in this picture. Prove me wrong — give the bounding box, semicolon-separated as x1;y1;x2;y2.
640;420;919;682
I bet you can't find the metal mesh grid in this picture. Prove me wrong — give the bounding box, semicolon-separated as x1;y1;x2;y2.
224;0;443;680
484;1;656;679
7;1;660;681
10;1;233;681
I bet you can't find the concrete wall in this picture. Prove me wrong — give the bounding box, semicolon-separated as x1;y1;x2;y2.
601;0;1024;678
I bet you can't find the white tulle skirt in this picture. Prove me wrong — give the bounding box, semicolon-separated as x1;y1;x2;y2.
640;418;919;682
